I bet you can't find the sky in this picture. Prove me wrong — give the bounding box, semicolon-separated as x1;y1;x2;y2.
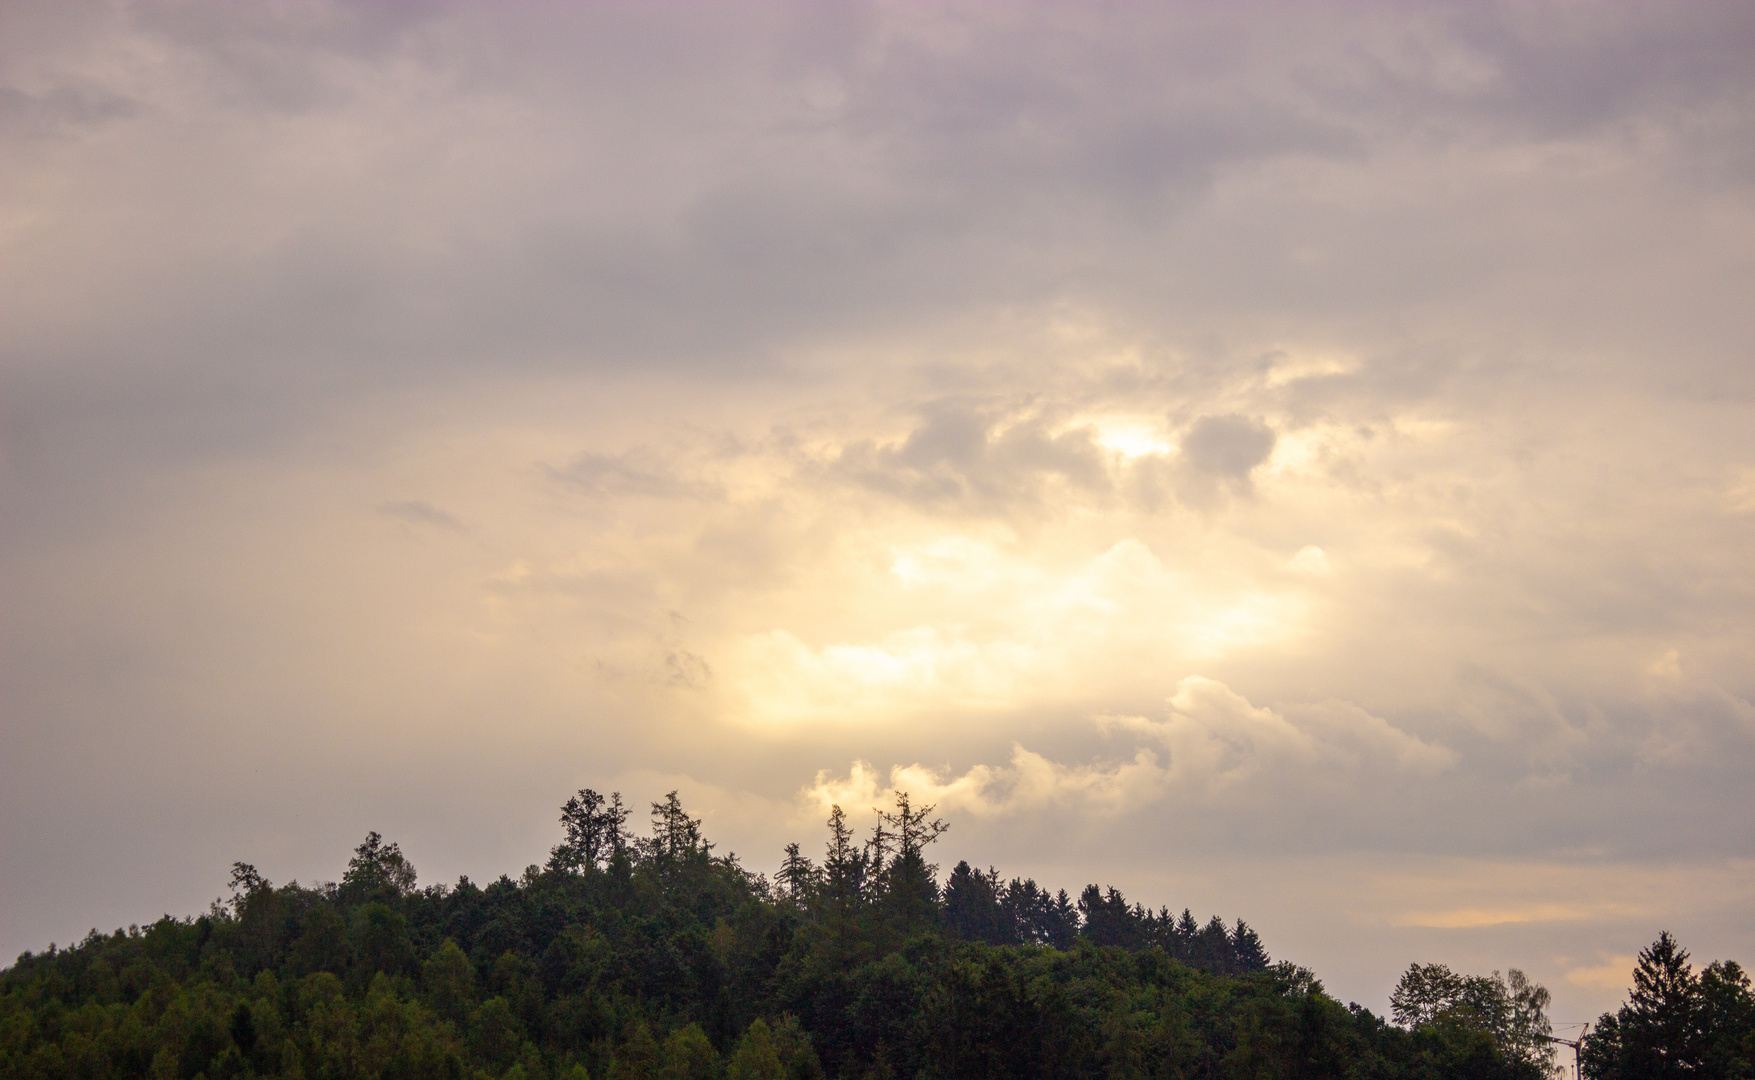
4;0;1755;1029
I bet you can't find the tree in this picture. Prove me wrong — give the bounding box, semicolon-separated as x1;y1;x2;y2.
423;938;475;1023
1627;932;1703;1078
342;831;417;896
610;1019;660;1080
943;861;1008;944
1501;968;1555;1069
1195;915;1234;973
1078;885;1138;948
770;1014;826;1080
470;996;525;1071
728;1018;785;1080
645;790;710;866
879;791;949;863
1231;919;1271;973
24;771;1668;1080
871;792;947;934
820;804;869;913
661;1023;719;1080
226;862;271;914
1045;888;1079;949
1698;960;1755;1078
1176;908;1200;952
1392;963;1502;1029
1585;932;1708;1080
777;842;821;908
1392;962;1553;1072
552;788;631;873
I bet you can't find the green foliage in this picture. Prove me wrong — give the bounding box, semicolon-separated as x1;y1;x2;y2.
1390;962;1553;1069
1582;932;1755;1080
661;1022;717;1080
0;790;1599;1080
344;831;419;898
729;1017;785;1080
609;1019;659;1080
424;938;475;1023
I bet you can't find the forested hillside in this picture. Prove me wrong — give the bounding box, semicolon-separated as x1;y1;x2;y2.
0;789;1613;1079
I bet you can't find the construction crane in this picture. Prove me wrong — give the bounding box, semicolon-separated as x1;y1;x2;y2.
1543;1023;1590;1080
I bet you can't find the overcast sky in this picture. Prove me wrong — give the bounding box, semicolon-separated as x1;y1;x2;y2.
4;0;1754;1026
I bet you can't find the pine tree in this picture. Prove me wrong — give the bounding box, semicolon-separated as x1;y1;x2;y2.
873;793;947;935
778;842;821;909
942;861;1010;944
1077;886;1138;948
1196;915;1233;973
552;788;632;873
1623;932;1703;1079
1047;888;1079;949
1000;878;1045;945
646;791;710;865
1175;908;1200;960
1231;919;1270;972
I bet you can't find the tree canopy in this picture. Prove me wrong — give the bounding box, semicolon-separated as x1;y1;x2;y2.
0;786;1666;1080
1581;932;1755;1080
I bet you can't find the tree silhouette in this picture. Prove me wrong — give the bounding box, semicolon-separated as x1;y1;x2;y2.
341;830;417;896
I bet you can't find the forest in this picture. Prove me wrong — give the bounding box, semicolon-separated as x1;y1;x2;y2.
2;789;1749;1080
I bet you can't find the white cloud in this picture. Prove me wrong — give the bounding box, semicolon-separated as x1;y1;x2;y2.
1288;545;1331;575
802;744;1170;821
5;0;1755;1028
1101;677;1455;792
799;677;1451;825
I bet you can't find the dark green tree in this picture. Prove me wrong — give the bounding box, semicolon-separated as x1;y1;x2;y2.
552;788;632;873
1077;885;1137;948
1232;919;1271;972
1698;960;1755;1078
1393;961;1553;1072
943;862;1011;945
777;842;821;909
870;793;948;936
1584;932;1717;1080
342;830;418;897
1;779;1597;1080
661;1022;719;1080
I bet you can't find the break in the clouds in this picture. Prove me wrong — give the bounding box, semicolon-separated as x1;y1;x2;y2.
4;0;1755;1022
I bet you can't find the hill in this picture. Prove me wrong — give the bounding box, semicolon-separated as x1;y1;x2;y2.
1;789;1569;1080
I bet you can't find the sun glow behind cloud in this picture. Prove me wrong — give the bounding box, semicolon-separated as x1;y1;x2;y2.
5;0;1755;1027
1087;416;1174;459
712;515;1318;727
551;384;1335;730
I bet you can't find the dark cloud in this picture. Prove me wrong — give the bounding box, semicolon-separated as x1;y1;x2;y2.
377;500;464;531
0;83;137;137
1180;415;1277;481
830;404;1110;514
4;0;1755;1024
549;449;723;500
6;0;1747;414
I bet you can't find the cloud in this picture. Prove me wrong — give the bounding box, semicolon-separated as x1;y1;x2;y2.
1566;955;1638;992
1101;677;1455;793
798;678;1452;827
1288;545;1332;575
1397;903;1644;930
802;745;1170;821
1180;414;1277;481
5;0;1755;1029
828;404;1112;515
377;499;464;531
549;449;724;500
